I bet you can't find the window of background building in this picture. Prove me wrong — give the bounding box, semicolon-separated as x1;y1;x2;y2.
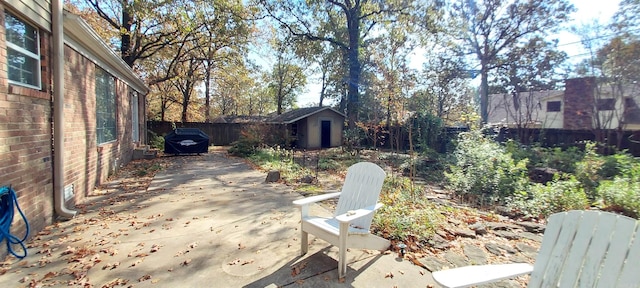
597;98;616;111
547;101;561;112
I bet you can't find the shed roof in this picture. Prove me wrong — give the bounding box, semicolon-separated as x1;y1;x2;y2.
268;107;345;124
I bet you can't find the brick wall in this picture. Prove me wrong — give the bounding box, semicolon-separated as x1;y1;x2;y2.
1;6;139;258
0;7;55;249
563;77;596;130
63;46;136;205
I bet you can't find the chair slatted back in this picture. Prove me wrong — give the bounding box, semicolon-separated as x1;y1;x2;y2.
529;210;640;288
333;162;386;231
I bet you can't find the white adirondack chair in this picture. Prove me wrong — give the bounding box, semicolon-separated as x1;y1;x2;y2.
432;210;640;288
292;162;390;278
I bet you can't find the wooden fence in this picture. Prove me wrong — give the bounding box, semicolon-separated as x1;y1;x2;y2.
147;121;640;156
147;121;246;146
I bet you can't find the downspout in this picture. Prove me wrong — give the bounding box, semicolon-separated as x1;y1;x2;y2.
52;0;77;219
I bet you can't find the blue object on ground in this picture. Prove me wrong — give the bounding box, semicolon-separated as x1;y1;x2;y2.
0;185;29;259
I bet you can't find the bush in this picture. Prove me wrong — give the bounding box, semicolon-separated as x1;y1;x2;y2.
598;178;640;218
445;130;529;202
228;126;264;157
373;176;444;243
508;176;589;219
573;142;605;199
317;158;342;171
148;131;165;150
597;161;640;218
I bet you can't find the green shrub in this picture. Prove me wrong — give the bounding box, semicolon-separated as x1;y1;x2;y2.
149;131;165;150
445;130;529;202
317;158;342;171
597;161;640;218
599;151;637;179
373;176;444;242
508;176;589;219
573;142;605;199
598;178;640;218
228;127;263;157
543;146;584;173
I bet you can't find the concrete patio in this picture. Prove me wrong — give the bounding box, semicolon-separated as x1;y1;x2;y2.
1;151;439;287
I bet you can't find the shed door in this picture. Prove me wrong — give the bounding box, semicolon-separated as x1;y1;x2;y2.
321;120;331;148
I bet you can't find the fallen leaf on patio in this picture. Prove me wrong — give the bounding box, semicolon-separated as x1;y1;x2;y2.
102;278;129;288
138;274;152;282
150;244;161;253
228;258;241;265
181;259;192;266
130;259;144;267
296;280;305;284
188;242;198;249
419;270;425;275
61;247;75;256
406;254;430;271
102;262;120;270
291;266;300;276
136;253;149;258
385;272;394;278
42;271;58;279
398;270;405;275
241;259;254;265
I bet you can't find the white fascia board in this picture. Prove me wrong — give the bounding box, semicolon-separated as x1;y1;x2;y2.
62;12;149;94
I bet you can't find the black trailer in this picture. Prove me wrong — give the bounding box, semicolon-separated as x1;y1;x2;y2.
164;128;209;154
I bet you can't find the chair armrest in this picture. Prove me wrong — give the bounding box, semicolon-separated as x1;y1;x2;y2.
432;263;534;288
292;192;341;206
335;203;383;223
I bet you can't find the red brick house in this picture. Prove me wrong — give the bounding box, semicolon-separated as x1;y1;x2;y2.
0;1;148;257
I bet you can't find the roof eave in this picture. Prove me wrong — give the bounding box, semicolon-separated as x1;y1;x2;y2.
62;12;149;94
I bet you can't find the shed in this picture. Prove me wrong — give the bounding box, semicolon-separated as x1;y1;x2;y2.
268;107;345;149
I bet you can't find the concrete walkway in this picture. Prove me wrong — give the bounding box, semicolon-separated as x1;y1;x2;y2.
2;151;439;287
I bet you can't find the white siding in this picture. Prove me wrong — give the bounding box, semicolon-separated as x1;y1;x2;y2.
4;0;52;32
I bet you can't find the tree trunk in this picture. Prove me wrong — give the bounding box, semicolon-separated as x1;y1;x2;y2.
346;7;361;129
121;2;132;65
480;59;489;124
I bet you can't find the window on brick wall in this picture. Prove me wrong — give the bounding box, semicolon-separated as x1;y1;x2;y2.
5;10;41;89
96;68;117;144
131;92;139;142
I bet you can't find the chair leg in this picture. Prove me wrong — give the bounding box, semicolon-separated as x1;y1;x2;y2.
301;230;308;255
338;247;347;278
338;222;348;278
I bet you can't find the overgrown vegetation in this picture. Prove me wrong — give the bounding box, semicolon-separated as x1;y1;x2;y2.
446;130;640;219
374;176;445;244
239;145;448;248
234;127;640;251
148;131;165;150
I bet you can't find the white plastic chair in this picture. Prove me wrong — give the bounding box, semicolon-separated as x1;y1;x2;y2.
292;162;390;278
432;210;640;288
